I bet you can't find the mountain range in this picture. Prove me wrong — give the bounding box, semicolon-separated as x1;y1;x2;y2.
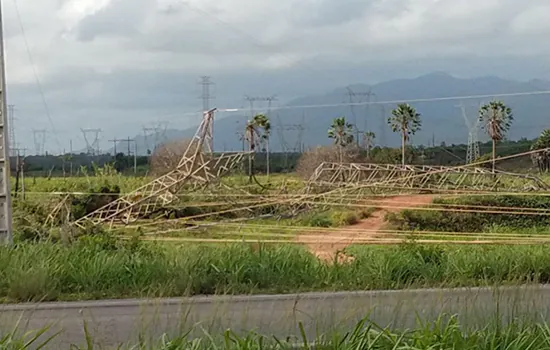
112;72;550;155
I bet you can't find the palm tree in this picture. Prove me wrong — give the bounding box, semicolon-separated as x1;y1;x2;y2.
531;129;550;173
244;114;271;182
328;117;354;163
388;104;422;166
362;131;376;160
478;101;513;173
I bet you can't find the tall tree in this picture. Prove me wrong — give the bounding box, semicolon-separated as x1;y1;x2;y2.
245;114;271;182
388;104;422;166
478;101;513;173
328;117;354;163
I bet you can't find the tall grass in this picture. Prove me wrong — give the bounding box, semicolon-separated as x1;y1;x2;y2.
8;316;550;349
3;239;550;302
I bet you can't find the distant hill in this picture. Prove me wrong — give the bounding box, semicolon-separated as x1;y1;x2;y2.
112;72;550;154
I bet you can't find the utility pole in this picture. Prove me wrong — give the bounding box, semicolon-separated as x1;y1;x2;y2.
0;3;13;244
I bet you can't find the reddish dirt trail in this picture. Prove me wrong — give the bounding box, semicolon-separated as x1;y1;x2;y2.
296;195;434;262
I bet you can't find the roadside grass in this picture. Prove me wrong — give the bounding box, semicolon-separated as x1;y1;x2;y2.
8;316;550;349
3;239;550;303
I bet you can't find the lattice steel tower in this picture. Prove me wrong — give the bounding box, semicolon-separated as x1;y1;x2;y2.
458;103;480;164
0;2;13;244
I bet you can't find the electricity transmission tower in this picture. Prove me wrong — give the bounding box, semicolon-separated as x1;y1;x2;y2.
109;137;137;173
243;95;276;175
81;128;102;156
457;102;481;164
0;3;13;244
143;122;168;154
245;96;274;118
199;76;215;112
378;105;387;147
345;87;375;146
32;129;47;155
199;76;216;151
276;113;307;170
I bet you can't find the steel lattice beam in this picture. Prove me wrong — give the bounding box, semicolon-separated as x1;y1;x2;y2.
307;162;550;194
73;109;247;228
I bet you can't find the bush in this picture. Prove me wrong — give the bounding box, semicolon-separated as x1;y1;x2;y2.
330;211;359;226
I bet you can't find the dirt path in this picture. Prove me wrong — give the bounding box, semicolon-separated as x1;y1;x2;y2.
296;195;434;262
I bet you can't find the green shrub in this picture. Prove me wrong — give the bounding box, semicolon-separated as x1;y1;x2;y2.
330;211;359;226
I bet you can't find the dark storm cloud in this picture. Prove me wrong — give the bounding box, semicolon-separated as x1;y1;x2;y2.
5;0;550;152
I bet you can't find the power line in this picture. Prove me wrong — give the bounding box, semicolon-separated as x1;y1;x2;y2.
12;0;61;153
218;90;550;114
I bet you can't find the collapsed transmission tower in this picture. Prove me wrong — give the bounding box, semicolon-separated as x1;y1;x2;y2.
73;109;247;228
457;102;480;164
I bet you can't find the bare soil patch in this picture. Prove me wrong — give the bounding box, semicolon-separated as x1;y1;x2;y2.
296;195;434;262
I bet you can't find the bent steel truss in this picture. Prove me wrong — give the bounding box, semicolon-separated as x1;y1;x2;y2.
73;109;247;228
307;162;550;193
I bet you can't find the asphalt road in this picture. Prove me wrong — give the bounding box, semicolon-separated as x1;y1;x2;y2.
2;285;550;348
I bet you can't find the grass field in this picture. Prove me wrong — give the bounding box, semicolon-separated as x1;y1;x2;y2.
8;166;550;305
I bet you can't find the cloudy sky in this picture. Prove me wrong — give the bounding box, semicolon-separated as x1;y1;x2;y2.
4;0;550;153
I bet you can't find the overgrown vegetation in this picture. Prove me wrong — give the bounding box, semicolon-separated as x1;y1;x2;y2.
3;241;550;302
387;195;550;233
